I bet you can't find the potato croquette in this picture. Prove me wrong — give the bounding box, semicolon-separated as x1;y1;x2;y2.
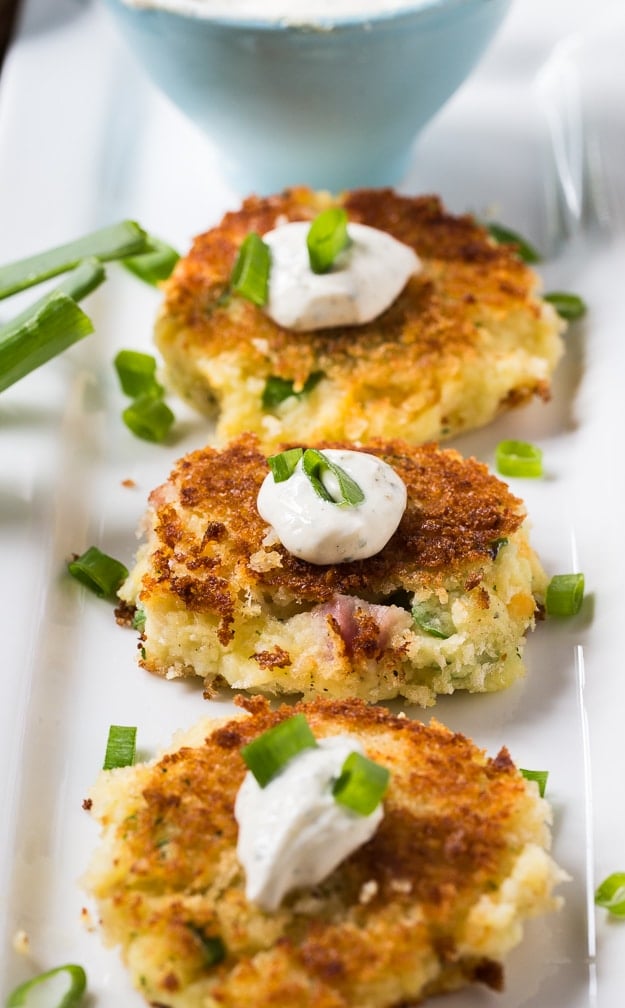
118;434;547;706
84;696;565;1008
155;188;564;448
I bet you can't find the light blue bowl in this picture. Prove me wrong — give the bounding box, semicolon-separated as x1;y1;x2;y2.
102;0;511;193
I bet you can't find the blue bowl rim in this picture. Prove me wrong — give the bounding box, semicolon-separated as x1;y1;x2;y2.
107;0;510;33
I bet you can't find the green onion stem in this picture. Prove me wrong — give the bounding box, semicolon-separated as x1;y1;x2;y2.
241;714;317;787
485;222;541;263
122;394;175;443
332;750;390;816
6;964;87;1008
122;235;180;286
595;873;625;916
114;348;163;398
307;207;351;274
267;447;304;483
302;448;365;507
231;233;271;306
543;291;587;321
0;220;148;300
520;768;549;797
67;546;129;599
545;573;585;617
495;439;543;478
103;725;137;770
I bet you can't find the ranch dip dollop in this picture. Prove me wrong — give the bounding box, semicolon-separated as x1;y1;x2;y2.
262;220;420;331
235;734;383;910
257;448;407;564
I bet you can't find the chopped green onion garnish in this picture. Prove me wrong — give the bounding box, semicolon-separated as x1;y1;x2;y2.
302;448;365;507
307;207;351;274
188;926;226;966
267;447;304;483
543;291;587;321
53;257;107;303
122;235;179;286
231;233;271;306
489;537;508;559
545;573;585;617
132;607;146;632
241;714;317;788
103;724;137;770
332;750;390;816
122;394;175;442
520;768;549;797
485;222;541;263
68;546;129;599
412;600;455;639
595;873;625;916
114;349;163;398
6;963;87;1008
0;220;147;300
261;370;323;410
495;439;543;478
0;290;94;394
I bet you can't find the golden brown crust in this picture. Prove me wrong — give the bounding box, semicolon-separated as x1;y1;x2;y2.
85;697;561;1007
159;187;552;394
140;433;525;622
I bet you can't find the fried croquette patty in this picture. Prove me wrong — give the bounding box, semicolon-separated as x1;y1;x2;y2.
84;696;565;1008
118;434;547;706
155;187;564;448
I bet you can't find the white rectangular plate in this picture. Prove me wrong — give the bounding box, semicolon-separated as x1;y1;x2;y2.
1;0;624;1004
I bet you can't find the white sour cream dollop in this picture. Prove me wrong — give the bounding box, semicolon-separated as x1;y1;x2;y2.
257;448;407;564
235;735;382;911
261;220;420;331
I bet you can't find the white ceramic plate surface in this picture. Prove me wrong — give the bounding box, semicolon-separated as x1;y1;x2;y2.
1;0;624;1003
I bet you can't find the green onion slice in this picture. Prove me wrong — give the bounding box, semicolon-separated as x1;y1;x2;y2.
520;768;549;797
0;220;147;300
302;448;365;507
267;447;304;483
6;963;87;1008
485;222;541;263
0;290;93;394
68;546;129;599
595;873;625;916
188;926;227;966
132;607;146;632
103;724;137;770
241;714;317;787
114;348;163;398
332;750;390;816
412;600;455;639
307;207;351;274
122;394;175;443
545;573;585;617
261;370;324;410
231;233;271;306
122;235;180;286
543;291;587;321
495;439;543;478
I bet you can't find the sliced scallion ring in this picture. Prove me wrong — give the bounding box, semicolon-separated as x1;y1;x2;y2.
231;232;271;306
267;447;304;483
495;439;543;478
122;394;175;443
302;448;365;507
595;873;625;916
68;546;128;599
520;768;549;797
0;220;147;300
114;349;163;398
484;222;541;263
6;963;87;1008
412;600;455;639
261;370;323;410
307;207;351;274
241;714;317;787
543;291;587;321
545;573;585;617
103;724;137;770
122;235;179;286
332;750;390;816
